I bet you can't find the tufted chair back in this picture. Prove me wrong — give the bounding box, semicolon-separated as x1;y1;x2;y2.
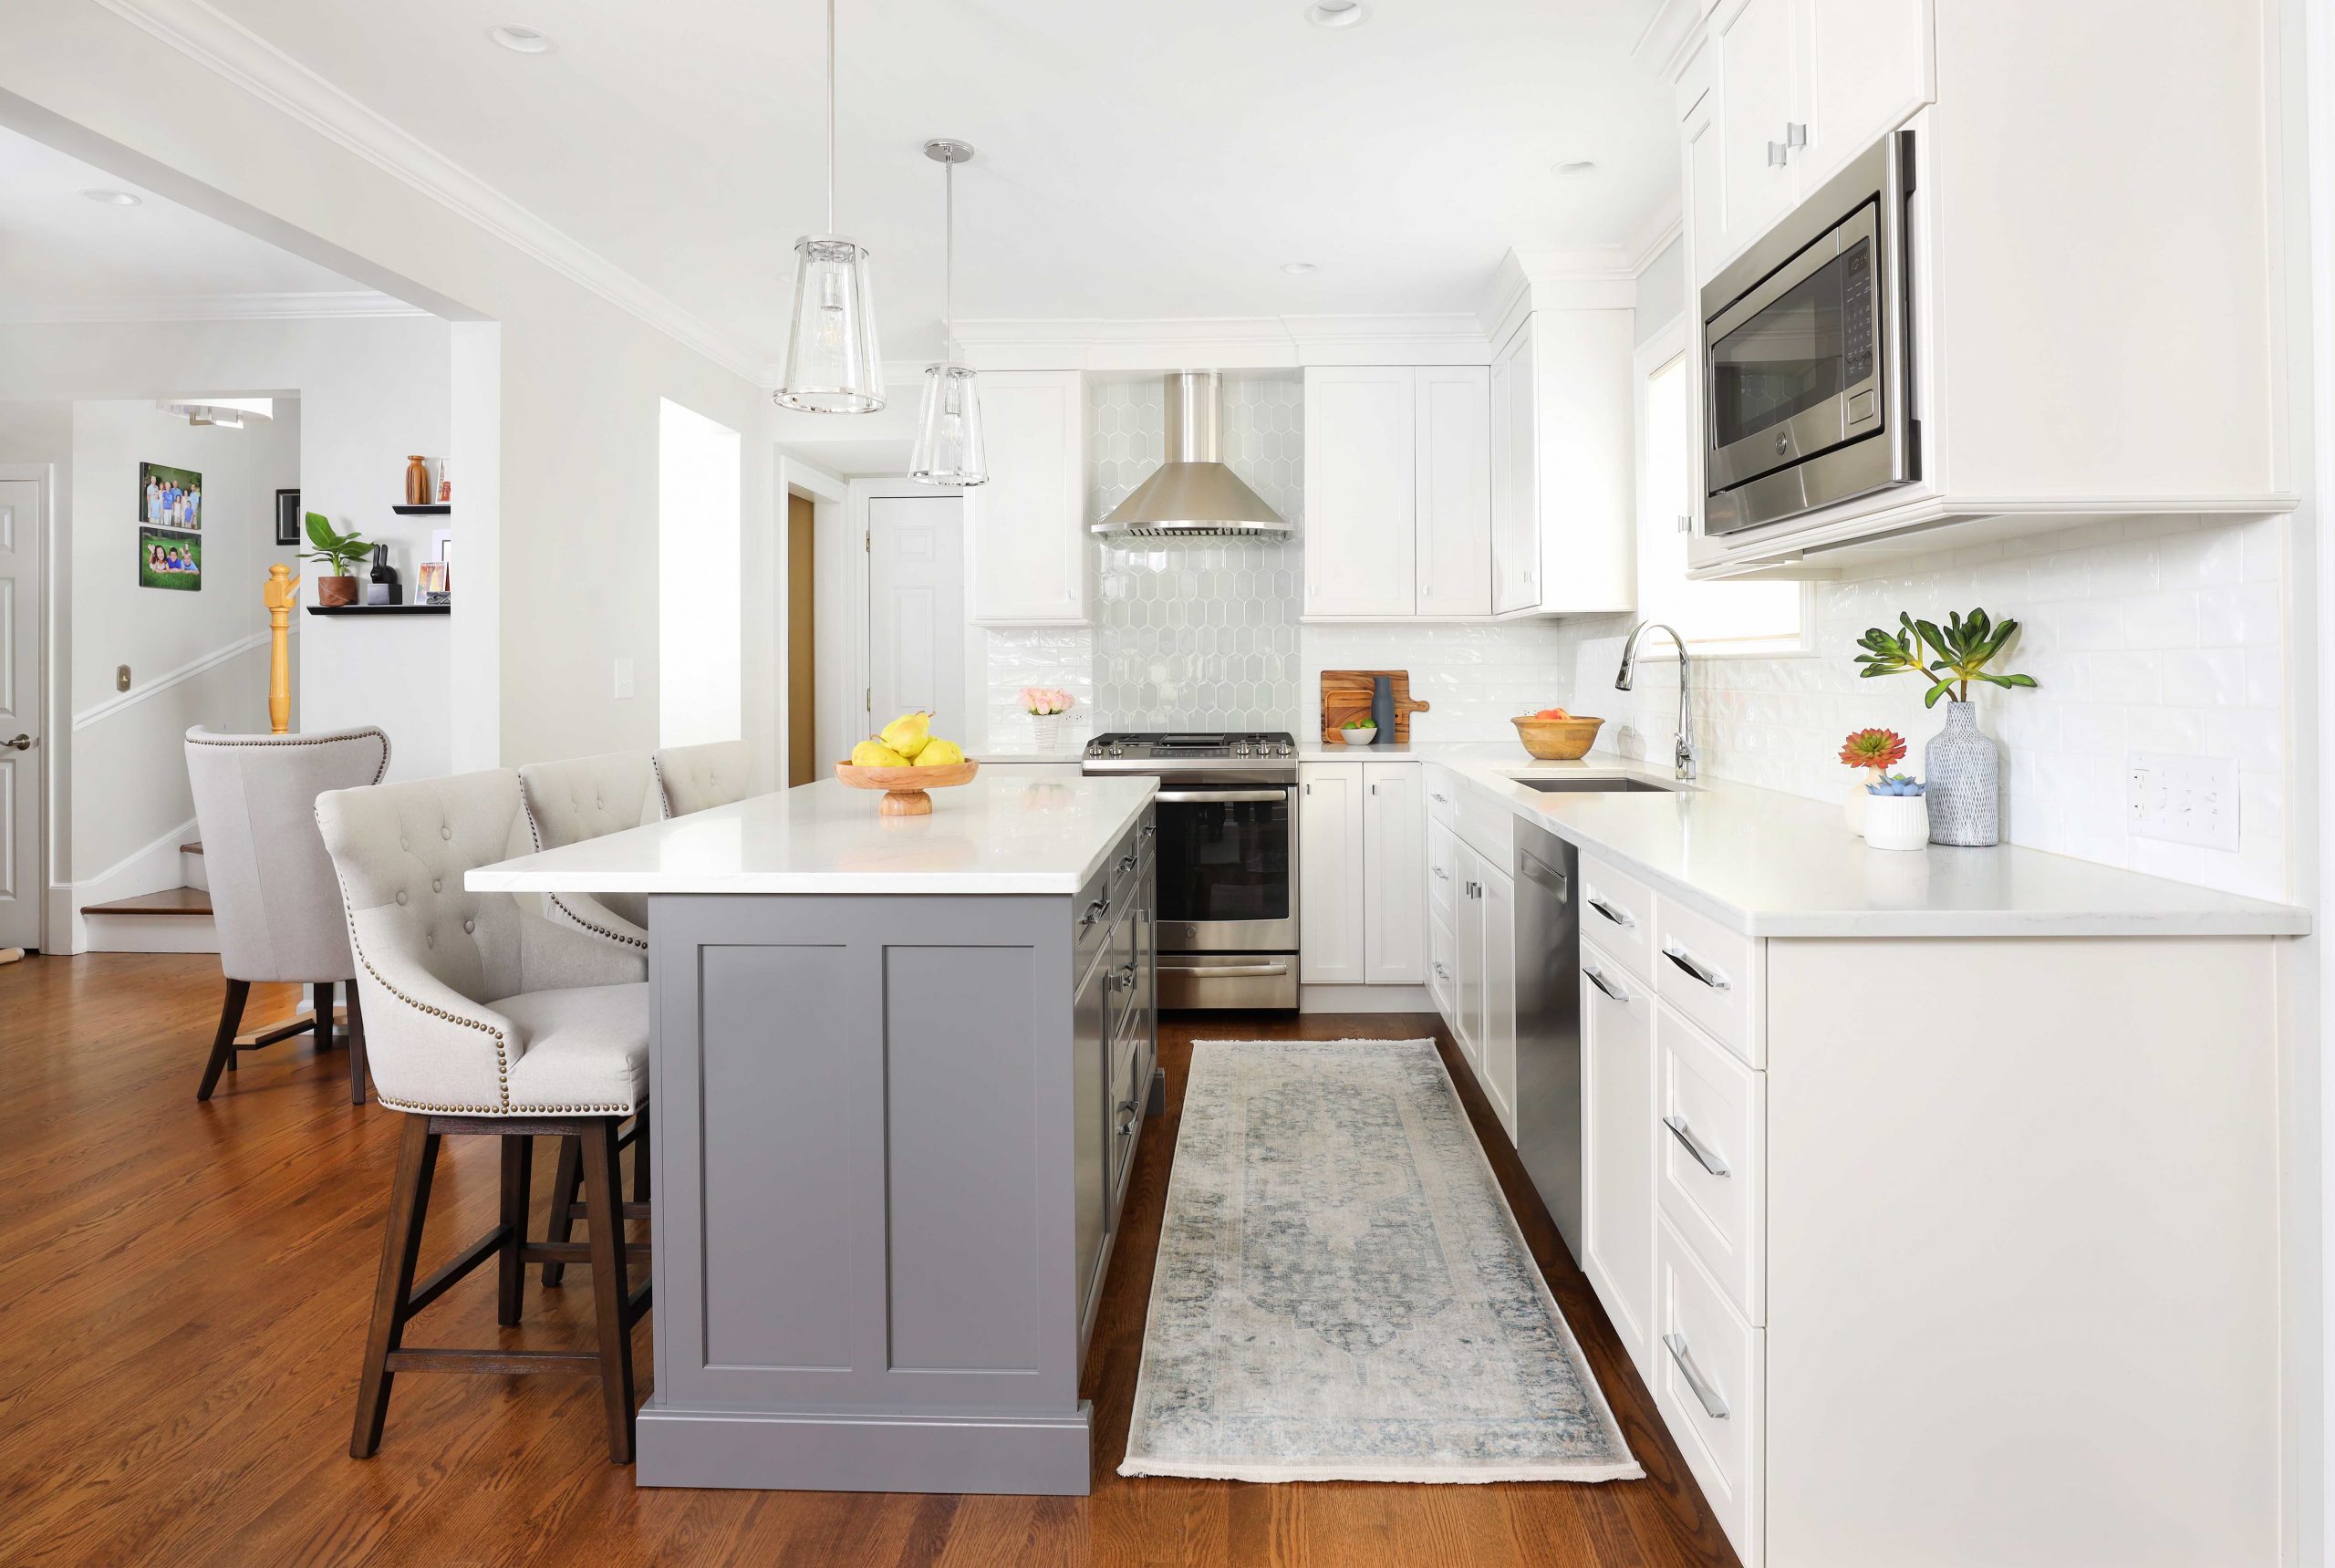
518;751;657;929
186;725;390;984
652;738;753;818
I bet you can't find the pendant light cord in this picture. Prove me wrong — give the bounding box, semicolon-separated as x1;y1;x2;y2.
943;156;955;366
825;0;837;234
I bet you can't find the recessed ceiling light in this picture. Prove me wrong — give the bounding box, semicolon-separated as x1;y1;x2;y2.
487;25;555;54
1305;1;1368;28
1553;160;1599;177
1282;262;1319;275
80;189;142;207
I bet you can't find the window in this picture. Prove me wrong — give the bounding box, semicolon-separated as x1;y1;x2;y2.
658;398;742;747
1633;322;1805;655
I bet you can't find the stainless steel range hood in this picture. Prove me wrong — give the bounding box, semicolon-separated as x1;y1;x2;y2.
1091;371;1292;539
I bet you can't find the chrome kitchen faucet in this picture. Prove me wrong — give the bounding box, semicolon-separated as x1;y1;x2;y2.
1615;620;1697;782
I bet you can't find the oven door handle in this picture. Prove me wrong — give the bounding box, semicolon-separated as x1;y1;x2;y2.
1153;788;1291;805
1157;960;1292;979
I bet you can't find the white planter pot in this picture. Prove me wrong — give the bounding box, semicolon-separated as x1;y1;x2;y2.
1863;793;1931;852
1029;712;1064;754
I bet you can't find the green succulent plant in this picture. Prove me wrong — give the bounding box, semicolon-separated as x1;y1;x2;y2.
1854;607;2039;709
300;511;370;579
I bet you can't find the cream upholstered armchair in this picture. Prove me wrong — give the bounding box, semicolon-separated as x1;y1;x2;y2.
517;750;658;952
315;767;650;1463
651;737;752;817
185;724;389;1104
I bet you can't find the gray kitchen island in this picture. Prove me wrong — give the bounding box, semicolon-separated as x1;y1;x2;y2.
468;767;1160;1495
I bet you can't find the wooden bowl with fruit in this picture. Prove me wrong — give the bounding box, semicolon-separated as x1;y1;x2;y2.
1511;707;1605;762
836;711;979;815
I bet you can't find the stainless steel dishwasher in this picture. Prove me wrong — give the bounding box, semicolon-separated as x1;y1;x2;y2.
1511;819;1583;1262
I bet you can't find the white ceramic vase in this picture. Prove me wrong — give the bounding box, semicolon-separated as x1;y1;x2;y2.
1864;792;1932;852
1030;712;1064;754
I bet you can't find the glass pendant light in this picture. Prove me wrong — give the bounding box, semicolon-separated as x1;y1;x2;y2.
908;139;987;486
773;0;883;413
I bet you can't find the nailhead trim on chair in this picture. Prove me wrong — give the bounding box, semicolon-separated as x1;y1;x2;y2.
649;753;674;820
333;866;516;1110
187;727;391;784
521;784;651;952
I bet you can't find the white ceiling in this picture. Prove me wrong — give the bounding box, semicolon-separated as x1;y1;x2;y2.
195;0;1677;365
0;122;378;314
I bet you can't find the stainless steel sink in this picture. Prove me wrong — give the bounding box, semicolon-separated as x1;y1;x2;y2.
1513;776;1681;794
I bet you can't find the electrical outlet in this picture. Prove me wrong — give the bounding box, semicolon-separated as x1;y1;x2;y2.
2126;753;2239;850
612;658;635;700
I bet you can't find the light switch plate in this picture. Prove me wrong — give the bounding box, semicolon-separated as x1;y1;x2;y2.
2126;753;2238;850
612;657;635;700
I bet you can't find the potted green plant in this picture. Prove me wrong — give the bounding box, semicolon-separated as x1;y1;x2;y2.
1853;608;2039;846
301;512;369;607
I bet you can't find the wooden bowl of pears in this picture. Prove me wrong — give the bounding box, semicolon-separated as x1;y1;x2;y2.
836;711;978;815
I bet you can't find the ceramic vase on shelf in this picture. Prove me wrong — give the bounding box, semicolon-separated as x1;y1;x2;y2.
404;454;431;507
1924;701;2000;846
1030;712;1064;755
1843;767;1881;836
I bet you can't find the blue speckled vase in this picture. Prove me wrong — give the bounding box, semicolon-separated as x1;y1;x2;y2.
1924;701;1999;846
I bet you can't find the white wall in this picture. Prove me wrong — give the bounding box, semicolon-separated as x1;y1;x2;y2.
658;398;743;748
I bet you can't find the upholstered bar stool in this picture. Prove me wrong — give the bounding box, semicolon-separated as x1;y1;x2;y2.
517;750;659;1278
184;725;389;1104
651;737;752;817
316;768;652;1462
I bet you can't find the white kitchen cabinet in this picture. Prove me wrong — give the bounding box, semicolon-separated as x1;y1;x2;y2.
1580;939;1656;1380
1447;836;1514;1137
1297;763;1366;985
1413;366;1492;617
1711;0;1799;268
966;370;1088;625
1361;763;1426;985
1489;311;1635;617
1301;367;1416;618
1797;0;1931;190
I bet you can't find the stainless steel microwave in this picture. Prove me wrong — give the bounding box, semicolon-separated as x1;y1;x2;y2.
1702;129;1918;535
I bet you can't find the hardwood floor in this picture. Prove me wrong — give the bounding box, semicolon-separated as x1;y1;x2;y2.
0;955;1737;1568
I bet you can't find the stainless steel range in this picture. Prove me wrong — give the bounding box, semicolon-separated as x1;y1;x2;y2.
1084;732;1298;1010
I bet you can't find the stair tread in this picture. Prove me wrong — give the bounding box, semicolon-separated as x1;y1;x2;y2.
81;887;213;917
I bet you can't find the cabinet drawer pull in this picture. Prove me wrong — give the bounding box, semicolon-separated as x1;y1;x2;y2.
1663;1115;1729;1177
1432;865;1450;881
1662;945;1729;991
1663;1333;1730;1420
1082;897;1110;929
1116;1100;1139;1136
1767;140;1788;167
1430;791;1450;805
1785;119;1807;149
1586;895;1634;929
1433;961;1451;981
1105;961;1137;993
1583;964;1626;1002
1117;851;1138;875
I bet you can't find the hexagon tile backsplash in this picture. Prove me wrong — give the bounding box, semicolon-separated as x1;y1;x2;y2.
1091;375;1305;731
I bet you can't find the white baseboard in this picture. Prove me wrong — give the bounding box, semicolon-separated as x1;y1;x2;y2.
52;815;201;955
1299;983;1436;1014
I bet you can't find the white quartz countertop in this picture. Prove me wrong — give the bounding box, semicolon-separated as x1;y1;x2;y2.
468;766;1157;896
1410;752;2309;939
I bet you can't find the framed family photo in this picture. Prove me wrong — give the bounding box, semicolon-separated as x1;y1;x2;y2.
139;462;202;531
138;526;202;591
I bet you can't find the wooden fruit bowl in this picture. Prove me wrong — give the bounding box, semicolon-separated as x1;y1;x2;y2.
835;760;981;816
1511;715;1605;762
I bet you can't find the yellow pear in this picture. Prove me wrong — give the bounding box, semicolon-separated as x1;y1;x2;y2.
879;711;933;759
852;739;912;768
918;738;965;766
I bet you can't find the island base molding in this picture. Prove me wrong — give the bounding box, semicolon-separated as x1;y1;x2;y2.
636;1402;1095;1494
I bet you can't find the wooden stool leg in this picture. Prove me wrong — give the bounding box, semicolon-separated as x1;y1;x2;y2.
497;1134;534;1326
350;1115;441;1459
196;980;250;1101
542;1136;583;1286
631;1114;651;1204
579;1117;637;1464
312;981;337;1051
345;985;368;1106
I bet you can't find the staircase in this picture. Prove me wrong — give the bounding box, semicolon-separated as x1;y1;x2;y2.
79;842;218;953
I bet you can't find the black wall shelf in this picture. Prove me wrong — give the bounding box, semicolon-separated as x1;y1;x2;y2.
306;603;451;617
391;504;451;515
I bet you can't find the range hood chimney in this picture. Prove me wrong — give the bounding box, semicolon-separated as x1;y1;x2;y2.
1092;371;1292;539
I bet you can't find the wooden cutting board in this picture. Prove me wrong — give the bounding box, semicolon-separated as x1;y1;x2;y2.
1319;670;1429;743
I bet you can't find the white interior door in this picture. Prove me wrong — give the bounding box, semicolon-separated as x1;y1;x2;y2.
867;494;966;742
0;477;42;950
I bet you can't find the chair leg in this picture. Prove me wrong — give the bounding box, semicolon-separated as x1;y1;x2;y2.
631;1114;651;1204
196;980;250;1101
312;981;337;1051
497;1134;534;1326
350;1115;441;1459
578;1117;638;1464
345;985;369;1106
542;1136;583;1286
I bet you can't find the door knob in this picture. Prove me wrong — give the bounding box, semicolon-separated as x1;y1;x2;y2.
1;733;32;751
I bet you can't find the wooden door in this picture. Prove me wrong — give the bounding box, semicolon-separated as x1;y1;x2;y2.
785;493;816;785
867;495;966;740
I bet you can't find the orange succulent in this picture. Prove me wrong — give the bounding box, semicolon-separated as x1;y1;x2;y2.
1839;728;1907;771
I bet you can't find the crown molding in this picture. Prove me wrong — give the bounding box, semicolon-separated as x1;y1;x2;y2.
1;289;429;325
942;313;1493;371
1630;0;1707;81
90;0;763;382
1477;246;1641;346
1624;208;1684;277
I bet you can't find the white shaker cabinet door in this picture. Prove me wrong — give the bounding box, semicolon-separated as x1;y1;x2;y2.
1489;326;1541;615
1413;366;1492;617
1581;941;1658;1379
1712;0;1800;269
1302;367;1416;617
1298;763;1366;985
1362;762;1427;985
1797;0;1931;192
1479;864;1518;1142
966;370;1088;625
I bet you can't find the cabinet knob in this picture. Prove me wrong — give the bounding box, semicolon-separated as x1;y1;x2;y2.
1767;140;1789;167
1785;120;1808;150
